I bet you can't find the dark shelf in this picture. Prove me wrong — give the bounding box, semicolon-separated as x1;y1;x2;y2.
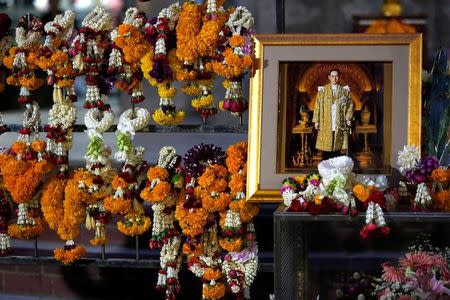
0;254;273;272
274;211;450;223
5;124;248;134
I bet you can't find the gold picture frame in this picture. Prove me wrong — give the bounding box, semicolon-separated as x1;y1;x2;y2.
247;34;422;203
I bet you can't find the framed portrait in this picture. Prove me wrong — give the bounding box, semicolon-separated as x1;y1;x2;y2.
247;34;422;202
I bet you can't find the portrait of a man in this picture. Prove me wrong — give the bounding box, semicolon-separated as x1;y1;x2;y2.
312;69;354;156
277;62;392;174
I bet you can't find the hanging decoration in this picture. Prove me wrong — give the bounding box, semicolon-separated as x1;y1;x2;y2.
142;3;185;126
1;14;53;240
72;5;115;248
208;7;254;121
141;146;184;299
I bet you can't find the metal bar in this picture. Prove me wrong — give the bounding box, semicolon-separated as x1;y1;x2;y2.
33;238;38;258
101;244;106;260
135;236;139;261
276;0;286;33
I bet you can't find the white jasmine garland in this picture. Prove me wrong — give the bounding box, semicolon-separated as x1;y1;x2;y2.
85;108;114;133
397;145;420;174
117;107;150;135
225;6;254;35
157;146;178;169
414;183;432;207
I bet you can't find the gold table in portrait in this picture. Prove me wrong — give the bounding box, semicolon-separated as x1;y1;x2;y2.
354;124;377;167
291;124;314;167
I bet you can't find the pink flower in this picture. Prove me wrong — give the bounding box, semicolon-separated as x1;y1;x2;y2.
400;251;434;271
381;262;405;282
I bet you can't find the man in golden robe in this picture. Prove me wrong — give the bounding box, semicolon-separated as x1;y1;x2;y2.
312;70;354;153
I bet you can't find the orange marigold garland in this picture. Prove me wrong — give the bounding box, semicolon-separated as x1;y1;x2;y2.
117;213;151;236
208;7;254;120
141;146;184;299
221;141;259;298
110;8;149;104
3;15;44;105
175;0;228;123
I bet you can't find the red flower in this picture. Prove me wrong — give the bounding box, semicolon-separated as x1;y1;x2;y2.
287;199;303;212
360;223;390;239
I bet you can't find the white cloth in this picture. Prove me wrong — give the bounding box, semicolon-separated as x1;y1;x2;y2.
331;84;337;132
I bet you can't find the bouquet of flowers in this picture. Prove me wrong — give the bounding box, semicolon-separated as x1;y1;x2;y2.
374;235;450;299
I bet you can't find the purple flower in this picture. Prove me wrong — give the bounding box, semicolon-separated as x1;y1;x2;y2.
183;143;226;177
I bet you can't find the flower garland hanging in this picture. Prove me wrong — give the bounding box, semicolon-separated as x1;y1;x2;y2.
1;15;53;240
175;0;228;123
177;143;229;300
72;6;113;109
220;141;259;298
140;146;184;299
36;11;77;177
106;114;151;235
104;8;152;237
142;3;185;126
207;6;255;119
109;7;149;104
73;6;115;247
34;10;76;96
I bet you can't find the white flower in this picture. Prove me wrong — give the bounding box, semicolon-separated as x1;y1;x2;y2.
397;145;420;174
318;156;354;186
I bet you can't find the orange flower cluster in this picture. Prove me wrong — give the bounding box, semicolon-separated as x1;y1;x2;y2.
229;35;245;48
353;184;370;202
433;190;450;211
8;218;44;239
141;166;173;203
208;48;253;79
168;50;197;81
3;47;43;90
175;205;208;237
197;165;228;193
228;199;259;223
196;165;231;212
117;214;151;236
51;170;93;242
90;237;106;246
197;13;227;57
203;268;222;281
219;238;243;252
202;283;226;300
54;246;87;265
431;168;450;183
0;146;52;204
175;2;203;64
115;24;151;65
226;141;248;174
104;196;133;215
365;19;416;33
182;241;203;256
41;176;67;230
